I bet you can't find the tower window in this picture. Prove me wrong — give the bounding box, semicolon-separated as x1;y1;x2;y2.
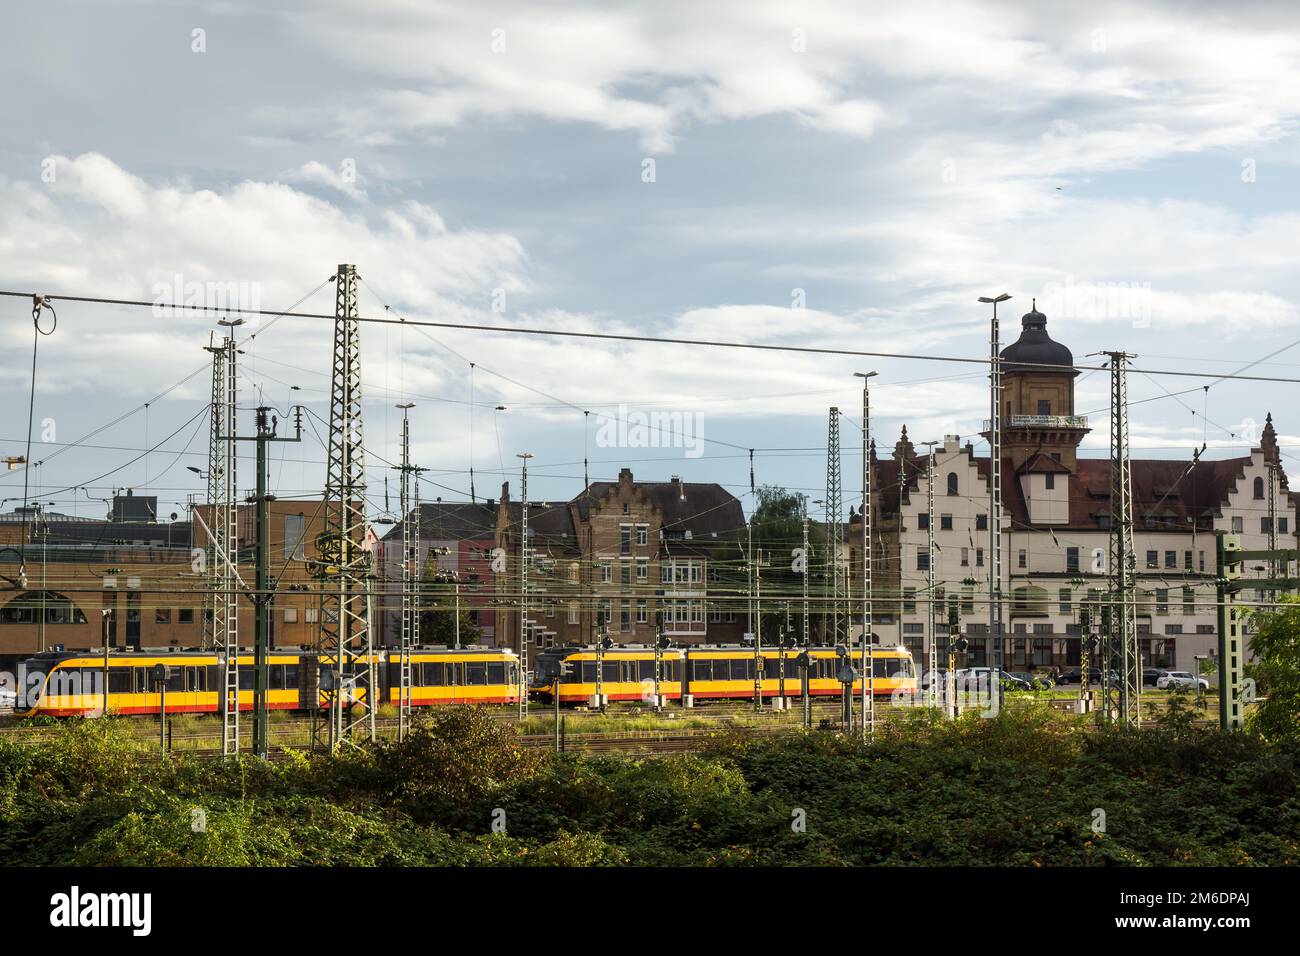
1254;477;1264;499
1037;400;1051;416
1045;473;1055;490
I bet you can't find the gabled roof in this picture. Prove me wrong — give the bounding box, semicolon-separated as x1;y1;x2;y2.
379;501;495;542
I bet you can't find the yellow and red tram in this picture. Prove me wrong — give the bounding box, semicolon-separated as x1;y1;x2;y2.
531;643;916;705
15;645;521;717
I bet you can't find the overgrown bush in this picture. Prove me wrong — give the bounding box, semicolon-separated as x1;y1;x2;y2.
0;706;1295;866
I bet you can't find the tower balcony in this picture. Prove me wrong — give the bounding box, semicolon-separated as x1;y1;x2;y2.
982;414;1088;431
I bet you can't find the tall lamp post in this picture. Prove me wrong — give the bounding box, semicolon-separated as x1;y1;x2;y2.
979;293;1011;675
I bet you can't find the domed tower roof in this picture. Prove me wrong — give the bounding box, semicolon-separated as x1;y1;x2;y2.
1000;300;1075;374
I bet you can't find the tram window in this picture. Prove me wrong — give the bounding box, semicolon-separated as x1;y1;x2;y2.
238;670;255;690
730;659;752;681
269;665;285;690
164;670;184;692
637;660;655;681
601;662;620;684
187;667;204;692
422;662;443;685
664;661;677;682
486;662;506;684
108;670;132;694
579;662;597;683
465;662;488;685
133;667;149;693
282;663;299;688
206;665;220;688
691;660;711;681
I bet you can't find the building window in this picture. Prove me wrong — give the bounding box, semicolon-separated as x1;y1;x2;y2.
1059;588;1071;615
1146;550;1158;568
976;514;987;531
636;559;648;581
1156;589;1168;614
1066;547;1079;573
568;602;579;625
178;608;195;624
600;562;612;584
962;589;974;614
1282;518;1290;534
282;607;296;623
960;547;969;567
1183;550;1193;570
1254;477;1265;499
621;563;632;587
904;588;917;613
155;608;171;624
1164;550;1177;569
620;526;631;555
940;514;953;530
306;608;319;623
284;513;306;561
1183;587;1195;614
637;601;648;624
1037;399;1051;415
976;548;984;567
1231;516;1243;534
620;603;632;631
1045;473;1055;490
917;550;929;571
917;513;929;530
1018;550;1027;569
1199;551;1206;572
1261;517;1273;534
1098;514;1110;530
636;525;648;546
947;472;958;495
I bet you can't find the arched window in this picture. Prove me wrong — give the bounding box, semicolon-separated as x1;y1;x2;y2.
0;591;88;625
947;472;958;496
1254;476;1264;499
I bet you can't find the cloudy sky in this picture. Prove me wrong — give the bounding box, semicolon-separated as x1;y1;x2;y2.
3;0;1300;522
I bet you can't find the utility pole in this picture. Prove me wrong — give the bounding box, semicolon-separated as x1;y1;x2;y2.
232;406;302;759
318;264;375;752
396;403;421;743
517;452;534;719
747;449;756;646
800;499;810;645
922;440;938;709
1098;350;1141;726
855;372;876;740
825;408;843;645
980;294;1010;675
204;329;239;754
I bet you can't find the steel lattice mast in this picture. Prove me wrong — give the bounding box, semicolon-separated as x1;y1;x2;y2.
320;264;375;750
204;334;239;755
825;408;843;644
1103;351;1141;726
397;403;419;742
987;302;1005;674
857;372;876;740
923;441;938;708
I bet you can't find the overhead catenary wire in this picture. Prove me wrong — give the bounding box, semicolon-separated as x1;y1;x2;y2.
4;287;1300;385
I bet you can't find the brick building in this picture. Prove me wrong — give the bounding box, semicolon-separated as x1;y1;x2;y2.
493;469;748;656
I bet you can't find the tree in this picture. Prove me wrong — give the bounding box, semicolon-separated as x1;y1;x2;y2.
748;485;827;644
1246;596;1300;743
418;554;482;647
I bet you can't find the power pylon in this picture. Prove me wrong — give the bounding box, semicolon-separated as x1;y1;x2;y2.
825;408;843;644
318;264;375;750
396;403;421;742
203;333;238;755
1101;350;1141;726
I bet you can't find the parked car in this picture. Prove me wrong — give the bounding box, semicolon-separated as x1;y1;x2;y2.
1056;668;1121;686
1143;667;1170;687
1007;671;1051;690
1157;671;1210;692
